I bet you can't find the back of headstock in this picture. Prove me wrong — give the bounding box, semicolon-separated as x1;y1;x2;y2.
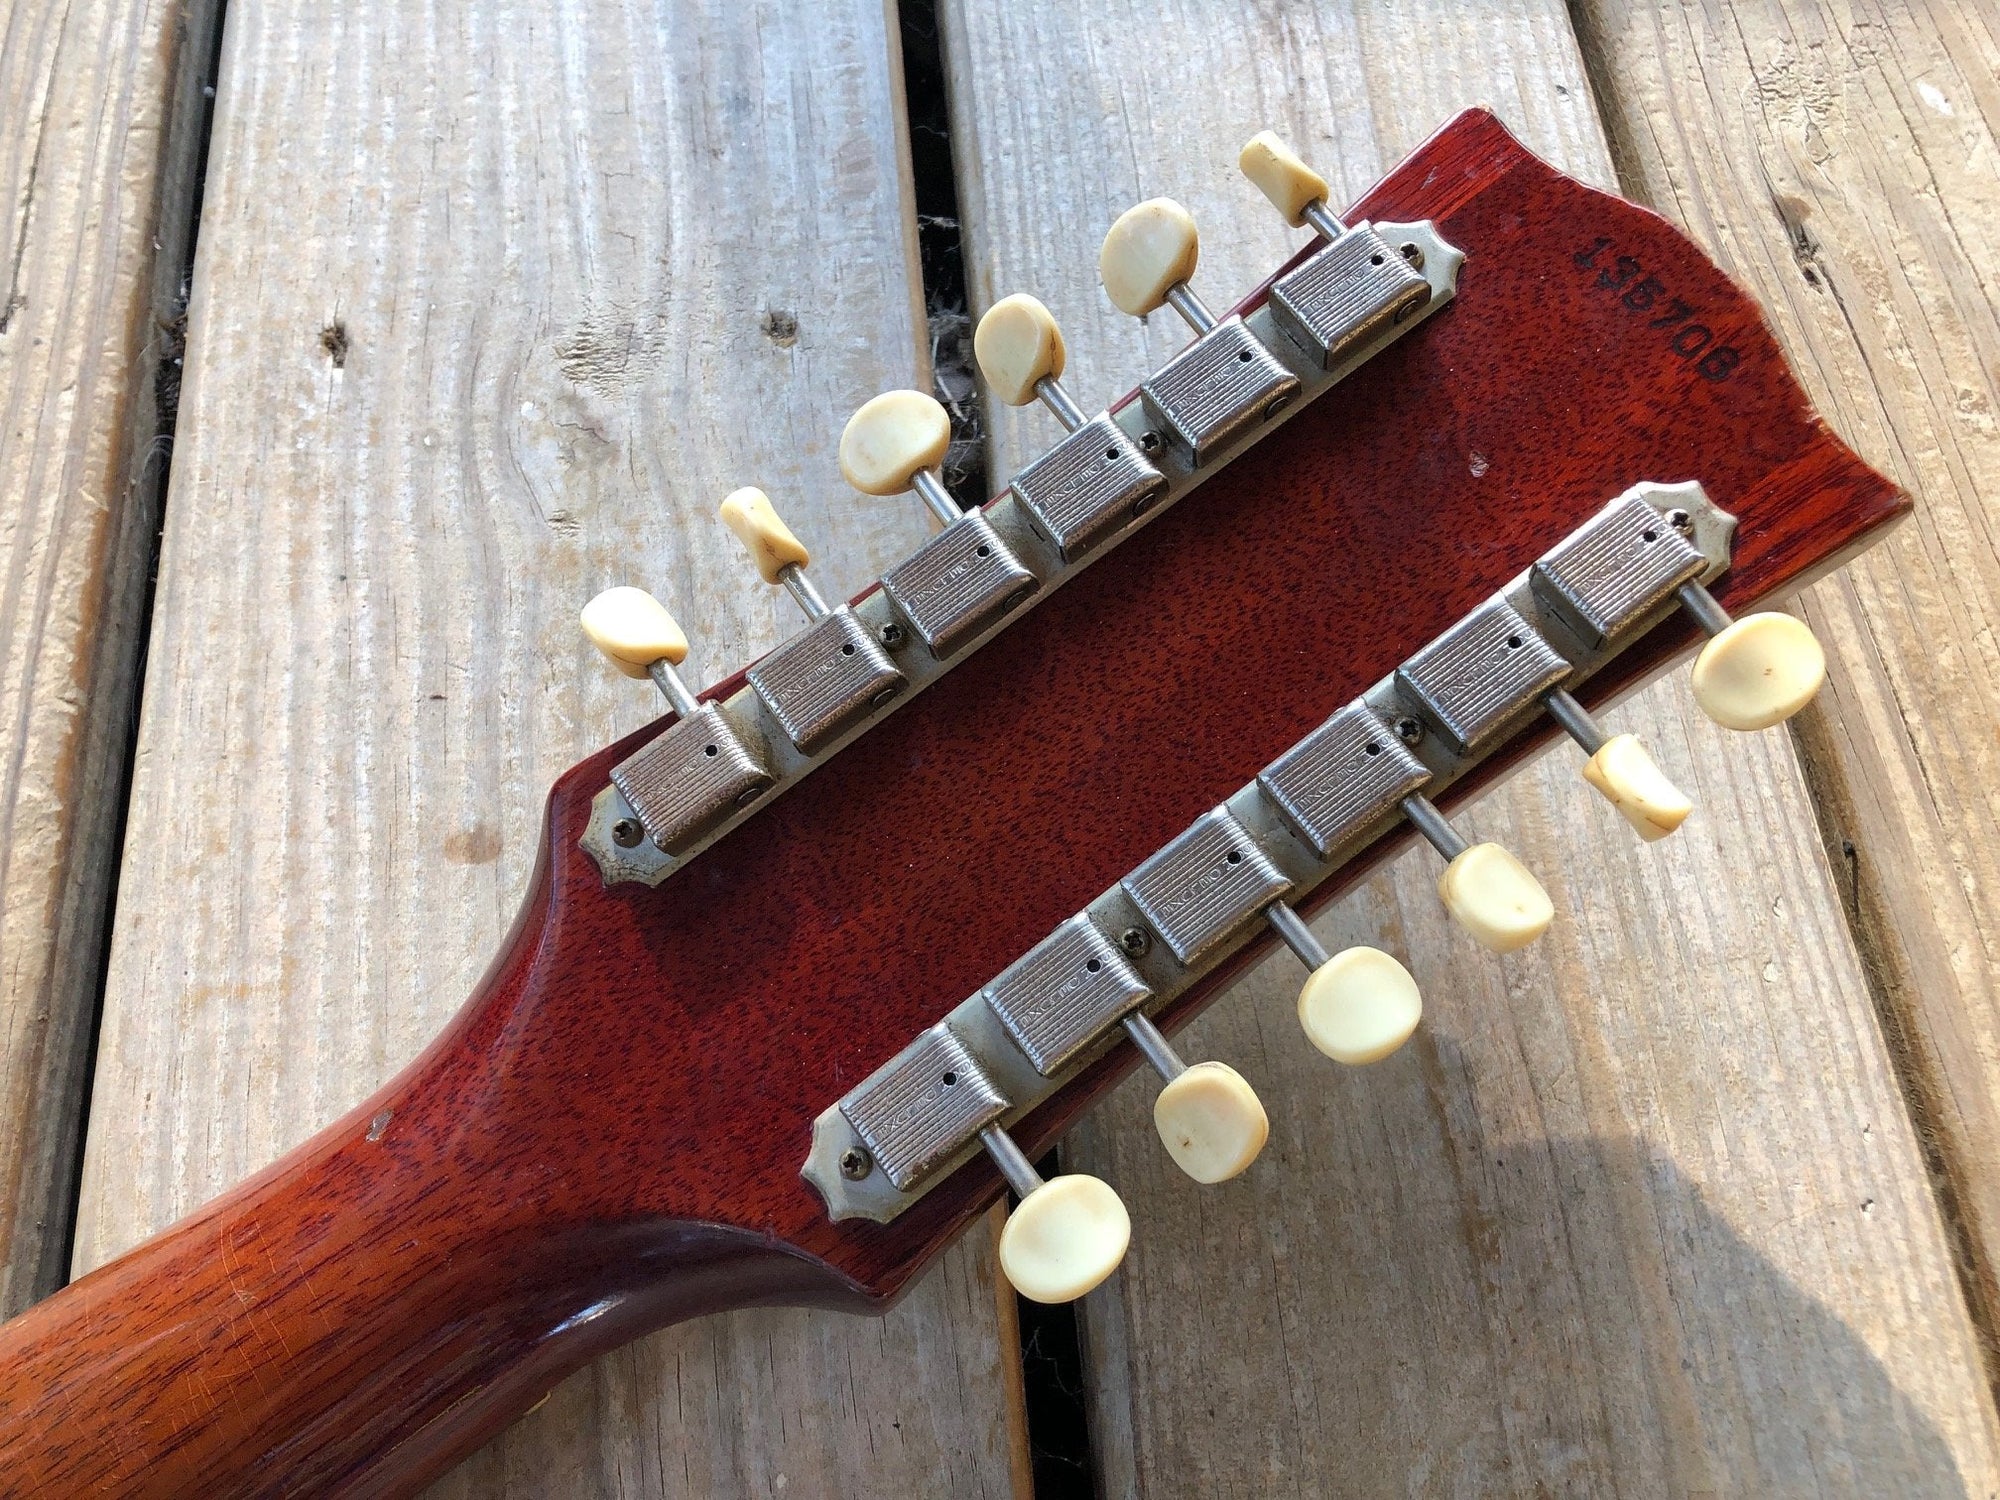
565;104;1897;1303
0;108;1907;1498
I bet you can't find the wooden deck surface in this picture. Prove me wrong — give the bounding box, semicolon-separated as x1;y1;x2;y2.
2;0;1996;1494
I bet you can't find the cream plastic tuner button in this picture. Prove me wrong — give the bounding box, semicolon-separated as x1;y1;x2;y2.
1239;131;1330;228
838;390;951;496
1437;842;1554;954
1297;946;1423;1065
718;487;810;584
1099;198;1200;317
1152;1062;1268;1183
1582;733;1692;842
997;1174;1131;1305
974;294;1067;407
580;587;688;678
1690;612;1826;731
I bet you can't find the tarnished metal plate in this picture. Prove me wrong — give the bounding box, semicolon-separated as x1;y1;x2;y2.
1138;317;1300;466
609;704;771;854
1395;598;1570;757
983;915;1151;1076
838;1024;1007;1191
1257;702;1430;858
1268;223;1432;371
747;607;903;755
1009;413;1168;560
1532;489;1708;649
880;513;1038;660
1122;808;1291;968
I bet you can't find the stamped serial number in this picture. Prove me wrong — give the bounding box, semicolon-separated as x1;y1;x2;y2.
1573;236;1741;383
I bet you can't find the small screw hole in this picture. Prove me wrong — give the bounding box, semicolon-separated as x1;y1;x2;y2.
940;1071;958;1087
975;544;991;557
1226;850;1244;865
1085;958;1102;973
1641;529;1659;544
841;643;856;656
1505;636;1522;650
1370;252;1385;266
704;743;719;756
1364;741;1382;756
1236;349;1254;362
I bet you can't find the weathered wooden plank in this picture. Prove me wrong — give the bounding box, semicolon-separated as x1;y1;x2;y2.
69;1;1025;1494
1572;0;2000;1375
937;0;2000;1492
0;0;222;1313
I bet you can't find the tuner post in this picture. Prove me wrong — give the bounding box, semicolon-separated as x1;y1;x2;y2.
1100;197;1215;334
1239;130;1346;242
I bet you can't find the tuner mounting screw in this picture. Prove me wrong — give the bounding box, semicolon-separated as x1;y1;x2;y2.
1395;716;1424;745
1119;926;1152;958
880;621;906;649
1139;430;1164;454
611;818;642;848
840;1147;873;1180
1400;241;1424;269
1668;509;1693;532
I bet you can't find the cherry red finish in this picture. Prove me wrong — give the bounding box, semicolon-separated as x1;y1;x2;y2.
0;111;1907;1496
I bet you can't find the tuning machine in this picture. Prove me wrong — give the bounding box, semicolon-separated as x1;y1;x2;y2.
840;390;1039;659
1098;197;1299;466
972;295;1169;561
718;487;905;755
580;587;772;853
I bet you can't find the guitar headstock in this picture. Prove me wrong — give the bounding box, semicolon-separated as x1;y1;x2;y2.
384;110;1904;1318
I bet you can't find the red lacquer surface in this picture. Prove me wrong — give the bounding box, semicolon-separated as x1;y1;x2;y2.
0;111;1907;1496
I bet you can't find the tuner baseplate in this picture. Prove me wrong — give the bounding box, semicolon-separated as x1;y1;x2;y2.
580;221;1465;887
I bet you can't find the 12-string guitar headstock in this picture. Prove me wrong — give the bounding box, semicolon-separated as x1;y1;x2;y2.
0;109;1907;1500
559;115;1860;1308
